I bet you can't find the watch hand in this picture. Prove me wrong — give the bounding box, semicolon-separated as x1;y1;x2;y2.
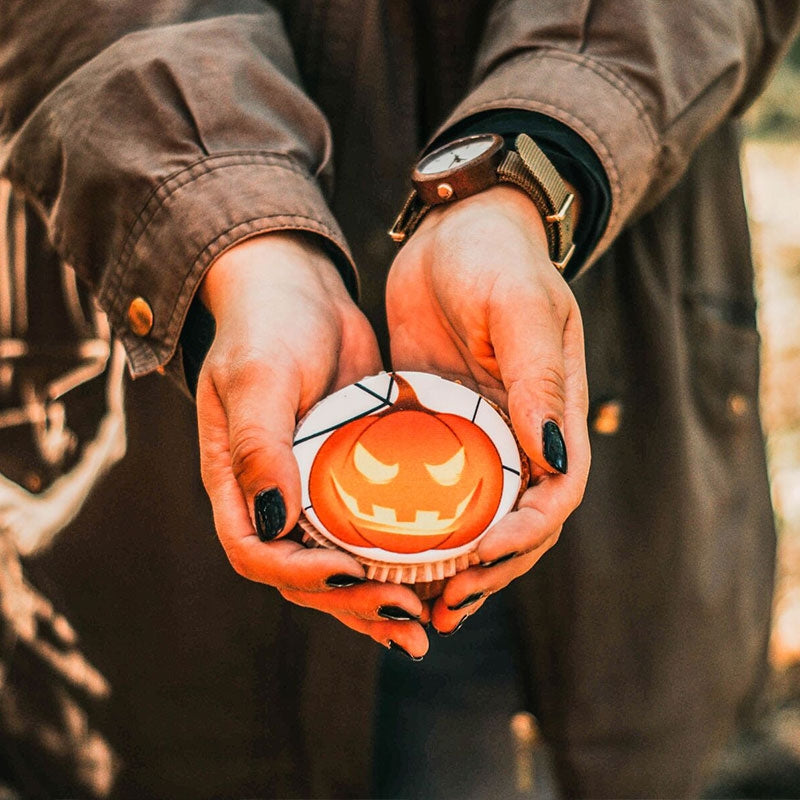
449;153;464;168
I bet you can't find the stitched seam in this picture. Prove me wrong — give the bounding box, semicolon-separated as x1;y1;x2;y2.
456;49;663;242
164;212;344;341
102;152;315;311
478;49;659;146
124;213;349;376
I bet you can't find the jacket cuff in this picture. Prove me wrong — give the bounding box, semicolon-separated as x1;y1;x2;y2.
434;50;659;272
98;152;356;378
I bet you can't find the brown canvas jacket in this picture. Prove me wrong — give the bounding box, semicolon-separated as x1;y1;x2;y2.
1;2;800;797
1;1;797;375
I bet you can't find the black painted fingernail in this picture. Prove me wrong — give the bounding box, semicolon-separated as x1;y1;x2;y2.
447;592;484;611
437;617;467;637
325;574;367;588
254;488;286;541
379;605;419;621
543;420;568;474
481;551;519;568
388;640;423;661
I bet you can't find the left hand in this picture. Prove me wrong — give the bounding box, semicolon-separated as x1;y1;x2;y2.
385;185;591;634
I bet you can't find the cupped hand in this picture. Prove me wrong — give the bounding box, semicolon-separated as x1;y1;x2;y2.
196;232;429;657
385;186;591;635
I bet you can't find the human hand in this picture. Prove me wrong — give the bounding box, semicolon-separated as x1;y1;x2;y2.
196;233;429;657
385;185;590;634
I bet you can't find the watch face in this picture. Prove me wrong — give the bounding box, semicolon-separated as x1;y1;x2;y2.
416;134;498;176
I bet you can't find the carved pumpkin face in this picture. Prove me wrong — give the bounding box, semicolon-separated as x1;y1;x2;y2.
308;375;503;554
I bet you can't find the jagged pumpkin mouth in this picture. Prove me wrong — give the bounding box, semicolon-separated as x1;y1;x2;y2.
330;474;483;536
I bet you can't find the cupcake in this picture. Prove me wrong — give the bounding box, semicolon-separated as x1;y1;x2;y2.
293;371;528;597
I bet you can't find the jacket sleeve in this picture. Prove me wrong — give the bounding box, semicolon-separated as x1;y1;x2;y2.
0;1;354;377
434;0;800;272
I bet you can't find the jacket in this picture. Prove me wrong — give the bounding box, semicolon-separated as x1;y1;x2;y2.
2;1;799;797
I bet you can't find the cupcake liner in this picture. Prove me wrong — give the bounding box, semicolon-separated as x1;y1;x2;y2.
299;513;483;583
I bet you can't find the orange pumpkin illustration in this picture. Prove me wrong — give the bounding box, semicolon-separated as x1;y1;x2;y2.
308;375;503;554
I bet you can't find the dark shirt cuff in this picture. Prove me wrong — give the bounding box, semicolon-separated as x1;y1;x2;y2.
429;110;612;281
180;298;216;397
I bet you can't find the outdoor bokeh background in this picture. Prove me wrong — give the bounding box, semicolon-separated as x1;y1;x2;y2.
712;32;800;788
743;34;800;674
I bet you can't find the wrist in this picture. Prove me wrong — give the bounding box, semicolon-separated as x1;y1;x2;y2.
391;133;578;273
200;231;347;319
422;184;549;250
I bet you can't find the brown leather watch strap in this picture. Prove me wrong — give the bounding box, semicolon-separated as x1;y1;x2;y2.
389;190;429;244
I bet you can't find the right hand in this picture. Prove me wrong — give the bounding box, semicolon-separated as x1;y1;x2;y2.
196;232;429;658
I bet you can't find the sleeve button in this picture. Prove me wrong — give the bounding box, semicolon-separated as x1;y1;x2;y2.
128;297;154;337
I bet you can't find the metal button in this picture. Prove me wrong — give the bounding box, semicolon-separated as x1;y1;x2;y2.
128;297;154;337
24;471;42;493
591;399;623;435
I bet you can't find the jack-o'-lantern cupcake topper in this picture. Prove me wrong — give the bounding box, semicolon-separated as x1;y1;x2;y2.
294;372;528;587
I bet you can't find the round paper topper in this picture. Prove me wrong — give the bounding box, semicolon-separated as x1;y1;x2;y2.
293;372;527;583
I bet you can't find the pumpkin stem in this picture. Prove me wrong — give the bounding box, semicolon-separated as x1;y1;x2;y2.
388;373;426;412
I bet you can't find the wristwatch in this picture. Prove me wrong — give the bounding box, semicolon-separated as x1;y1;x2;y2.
389;133;576;272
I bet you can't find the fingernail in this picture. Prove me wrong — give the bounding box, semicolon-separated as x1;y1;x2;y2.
379;605;419;621
447;592;484;611
388;640;423;661
543;420;568;474
481;551;519;568
437;617;467;637
254;488;286;541
326;574;367;588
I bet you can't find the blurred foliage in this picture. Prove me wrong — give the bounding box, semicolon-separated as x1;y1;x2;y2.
744;36;800;139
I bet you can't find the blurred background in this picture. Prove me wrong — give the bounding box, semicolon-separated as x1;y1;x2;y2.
745;33;800;675
705;33;800;797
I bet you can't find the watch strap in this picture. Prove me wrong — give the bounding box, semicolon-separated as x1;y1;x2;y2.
389;133;575;272
389;190;429;244
497;135;575;269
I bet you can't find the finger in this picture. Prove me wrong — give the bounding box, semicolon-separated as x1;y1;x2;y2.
490;278;571;476
430;595;487;637
281;581;424;622
198;373;368;585
476;497;563;567
210;352;303;541
418;601;432;626
560;299;591;488
444;527;560;610
475;300;589;562
329;612;430;659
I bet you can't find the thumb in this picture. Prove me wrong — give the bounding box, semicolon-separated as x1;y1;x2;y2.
207;358;303;541
491;288;568;476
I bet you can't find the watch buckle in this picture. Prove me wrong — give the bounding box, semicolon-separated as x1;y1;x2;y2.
552;243;576;273
388;222;407;243
545;193;574;224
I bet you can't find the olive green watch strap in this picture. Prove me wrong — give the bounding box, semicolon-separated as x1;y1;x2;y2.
497;135;575;270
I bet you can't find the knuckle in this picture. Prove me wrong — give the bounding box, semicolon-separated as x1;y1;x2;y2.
229;426;271;487
535;365;567;408
509;367;566;412
225;354;268;393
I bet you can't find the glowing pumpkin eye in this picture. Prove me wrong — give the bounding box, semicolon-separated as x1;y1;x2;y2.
353;442;399;484
425;447;465;486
